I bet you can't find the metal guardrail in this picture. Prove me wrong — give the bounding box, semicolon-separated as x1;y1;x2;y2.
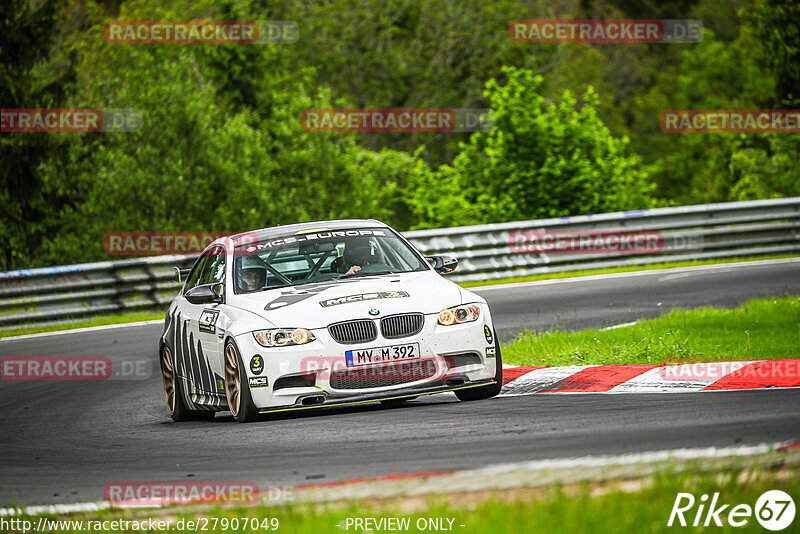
1;197;799;330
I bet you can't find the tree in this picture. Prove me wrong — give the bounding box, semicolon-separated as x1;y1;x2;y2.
271;0;558;167
410;67;654;228
729;135;800;200
34;0;428;265
0;0;76;269
745;0;800;106
628;24;774;202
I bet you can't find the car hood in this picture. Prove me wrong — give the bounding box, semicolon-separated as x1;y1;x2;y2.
231;271;469;329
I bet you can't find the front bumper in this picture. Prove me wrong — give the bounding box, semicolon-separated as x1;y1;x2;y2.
257;379;497;414
234;305;497;409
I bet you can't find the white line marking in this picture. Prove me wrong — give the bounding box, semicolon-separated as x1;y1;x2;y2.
599;321;638;331
658;272;691;282
472;257;800;292
0;319;164;342
0;501;110;517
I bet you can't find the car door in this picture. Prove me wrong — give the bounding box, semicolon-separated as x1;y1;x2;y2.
193;245;227;402
169;248;221;406
182;246;227;406
170;252;207;404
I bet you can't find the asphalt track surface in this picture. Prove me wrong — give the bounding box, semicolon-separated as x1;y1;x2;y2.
1;260;798;506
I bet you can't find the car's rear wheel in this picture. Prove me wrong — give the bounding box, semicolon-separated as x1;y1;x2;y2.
454;331;503;402
160;345;215;421
224;341;259;423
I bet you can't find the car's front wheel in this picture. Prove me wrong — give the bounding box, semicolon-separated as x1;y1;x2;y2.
224;340;260;423
454;332;503;402
160;344;215;421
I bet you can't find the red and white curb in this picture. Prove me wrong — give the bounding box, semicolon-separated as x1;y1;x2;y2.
500;359;800;395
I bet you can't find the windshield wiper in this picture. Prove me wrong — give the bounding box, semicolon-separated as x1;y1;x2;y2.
337;270;395;279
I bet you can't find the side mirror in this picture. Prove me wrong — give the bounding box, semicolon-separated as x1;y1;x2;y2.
185;283;223;305
426;255;458;274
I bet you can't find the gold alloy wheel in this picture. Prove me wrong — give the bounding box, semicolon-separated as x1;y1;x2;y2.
225;344;241;416
161;346;176;414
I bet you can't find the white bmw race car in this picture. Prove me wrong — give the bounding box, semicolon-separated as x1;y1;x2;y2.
159;220;502;422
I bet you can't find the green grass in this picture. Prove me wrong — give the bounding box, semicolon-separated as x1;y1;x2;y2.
0;310;164;339
458;254;798;288
502;295;800;367
13;459;798;533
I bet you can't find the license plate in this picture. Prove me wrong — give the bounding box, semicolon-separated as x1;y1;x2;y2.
345;343;420;367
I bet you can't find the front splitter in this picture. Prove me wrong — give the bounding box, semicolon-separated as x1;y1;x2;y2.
258;380;496;414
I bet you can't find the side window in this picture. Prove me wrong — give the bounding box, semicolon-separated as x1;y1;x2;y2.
198;247;225;286
383;238;422;271
184;255;208;292
209;252;226;285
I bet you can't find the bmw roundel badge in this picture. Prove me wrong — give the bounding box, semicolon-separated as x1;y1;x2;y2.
368;309;380;316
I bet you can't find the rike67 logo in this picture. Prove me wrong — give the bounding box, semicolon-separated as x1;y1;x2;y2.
669;490;795;530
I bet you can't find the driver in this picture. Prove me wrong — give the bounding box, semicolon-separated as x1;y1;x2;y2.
343;241;375;275
239;255;267;291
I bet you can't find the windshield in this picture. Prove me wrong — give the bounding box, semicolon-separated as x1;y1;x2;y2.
233;227;428;293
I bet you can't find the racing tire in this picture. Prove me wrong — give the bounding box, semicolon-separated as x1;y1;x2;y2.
454;330;503;402
160;344;216;422
224;340;260;423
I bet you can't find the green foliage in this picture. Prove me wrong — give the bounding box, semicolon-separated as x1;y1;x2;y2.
728;135;800;200
33;0;424;265
0;0;76;269
411;67;654;228
628;24;779;203
744;0;800;106
274;0;555;167
3;0;799;269
503;295;800;367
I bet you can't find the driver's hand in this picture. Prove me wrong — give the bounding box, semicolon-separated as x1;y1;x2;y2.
345;265;361;275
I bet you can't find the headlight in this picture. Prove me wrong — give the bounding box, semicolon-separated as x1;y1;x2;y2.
438;304;480;325
253;328;315;347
